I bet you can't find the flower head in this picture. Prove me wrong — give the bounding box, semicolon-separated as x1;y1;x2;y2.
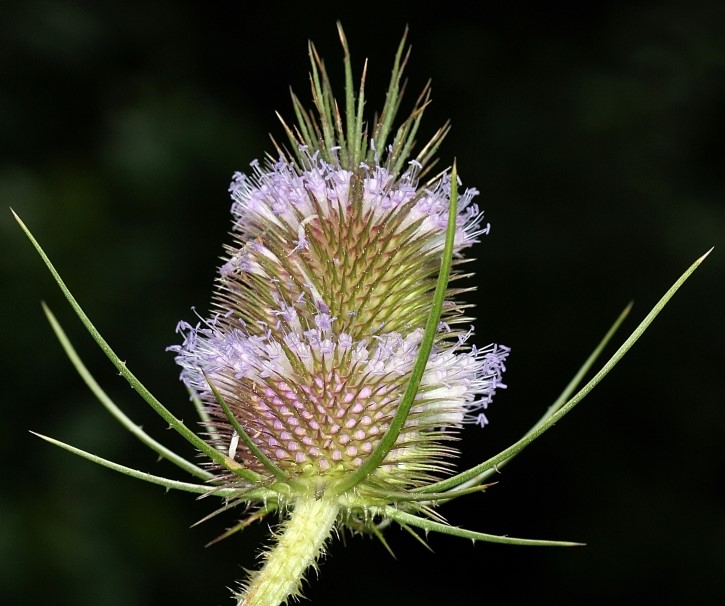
171;152;508;489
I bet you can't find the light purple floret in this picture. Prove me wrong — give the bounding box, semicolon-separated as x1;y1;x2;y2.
170;308;509;433
227;153;489;253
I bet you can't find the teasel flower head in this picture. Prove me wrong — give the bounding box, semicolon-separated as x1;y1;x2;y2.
164;26;514;603
15;22;711;606
171;107;508;488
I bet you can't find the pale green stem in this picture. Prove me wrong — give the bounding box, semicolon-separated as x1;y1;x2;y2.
238;496;339;606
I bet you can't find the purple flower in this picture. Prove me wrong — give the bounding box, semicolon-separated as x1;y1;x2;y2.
171;141;507;485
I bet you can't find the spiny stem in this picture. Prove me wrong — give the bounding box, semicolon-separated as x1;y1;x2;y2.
238;496;339;606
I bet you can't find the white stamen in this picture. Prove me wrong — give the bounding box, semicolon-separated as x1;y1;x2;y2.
228;430;240;459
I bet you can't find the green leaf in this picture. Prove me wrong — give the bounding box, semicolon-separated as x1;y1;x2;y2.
417;248;713;495
43;302;213;482
442;302;633;496
30;431;255;498
384;507;584;547
359;483;492;504
13;210;261;484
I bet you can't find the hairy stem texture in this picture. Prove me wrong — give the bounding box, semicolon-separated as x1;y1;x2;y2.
239;497;339;606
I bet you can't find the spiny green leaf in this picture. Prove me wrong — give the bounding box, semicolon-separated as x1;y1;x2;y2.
43;302;213;481
443;302;633;496
30;431;247;497
417;248;713;495
13;210;261;484
385;507;584;547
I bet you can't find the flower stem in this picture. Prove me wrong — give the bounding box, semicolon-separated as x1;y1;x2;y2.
238;496;339;606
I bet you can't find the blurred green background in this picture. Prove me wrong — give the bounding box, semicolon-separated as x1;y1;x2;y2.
2;1;723;604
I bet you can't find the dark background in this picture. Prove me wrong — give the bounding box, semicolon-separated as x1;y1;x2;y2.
2;1;723;605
